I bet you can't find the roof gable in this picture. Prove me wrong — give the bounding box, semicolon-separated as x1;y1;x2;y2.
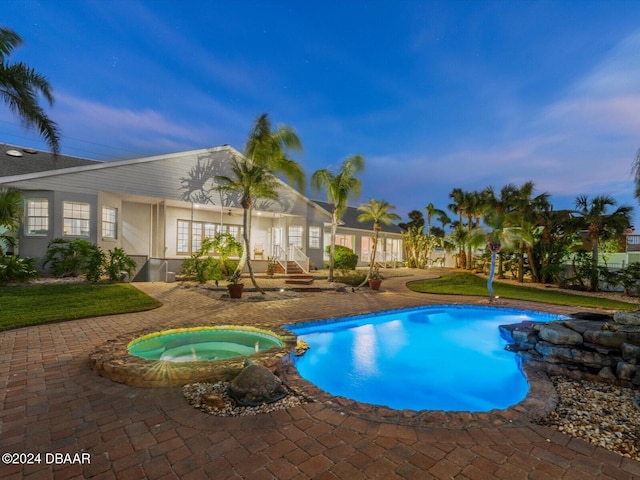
314;200;403;234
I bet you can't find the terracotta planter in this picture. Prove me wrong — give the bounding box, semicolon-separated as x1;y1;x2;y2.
368;279;382;290
227;284;244;298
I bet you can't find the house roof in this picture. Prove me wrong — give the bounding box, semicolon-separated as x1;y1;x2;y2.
314;200;403;234
0;144;102;176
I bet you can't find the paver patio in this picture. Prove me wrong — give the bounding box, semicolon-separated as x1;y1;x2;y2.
1;272;639;479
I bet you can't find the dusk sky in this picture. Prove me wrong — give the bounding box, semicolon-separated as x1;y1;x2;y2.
3;0;640;227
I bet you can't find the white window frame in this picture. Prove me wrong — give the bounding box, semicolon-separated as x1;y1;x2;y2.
63;201;90;237
288;225;303;249
25;199;49;236
309;226;321;249
101;206;117;240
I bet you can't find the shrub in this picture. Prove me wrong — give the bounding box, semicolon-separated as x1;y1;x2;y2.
337;271;367;286
43;238;105;280
43;239;136;283
0;255;39;285
330;245;358;274
105;247;137;282
182;234;241;284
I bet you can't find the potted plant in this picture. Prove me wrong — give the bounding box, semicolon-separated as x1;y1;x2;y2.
266;257;276;276
227;270;244;298
368;267;382;290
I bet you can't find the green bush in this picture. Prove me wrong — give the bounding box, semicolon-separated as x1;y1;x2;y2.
336;271;367;286
105;247;137;281
0;255;39;285
327;245;358;274
182;234;241;283
43;238;105;280
43;239;137;283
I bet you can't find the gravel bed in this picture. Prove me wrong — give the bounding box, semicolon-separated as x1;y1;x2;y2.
183;381;308;416
538;377;640;461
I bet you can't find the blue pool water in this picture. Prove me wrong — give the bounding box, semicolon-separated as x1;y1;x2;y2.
287;305;566;412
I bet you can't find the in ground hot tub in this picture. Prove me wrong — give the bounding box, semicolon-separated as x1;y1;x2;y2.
128;326;284;362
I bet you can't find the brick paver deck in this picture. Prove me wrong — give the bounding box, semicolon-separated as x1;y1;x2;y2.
1;272;639;479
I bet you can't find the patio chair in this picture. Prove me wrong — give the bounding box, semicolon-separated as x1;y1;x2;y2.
253;244;264;260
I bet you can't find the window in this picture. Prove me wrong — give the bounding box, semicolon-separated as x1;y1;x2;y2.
177;220;190;254
177;220;241;255
63;202;90;236
309;226;321;249
26;199;49;235
102;207;117;239
288;225;303;249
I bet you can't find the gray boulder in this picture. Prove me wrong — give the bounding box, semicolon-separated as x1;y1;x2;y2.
228;364;288;406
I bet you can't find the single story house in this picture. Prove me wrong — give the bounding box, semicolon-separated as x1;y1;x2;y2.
0;144;404;280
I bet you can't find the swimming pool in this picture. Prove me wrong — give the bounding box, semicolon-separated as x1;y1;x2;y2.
287;305;566;412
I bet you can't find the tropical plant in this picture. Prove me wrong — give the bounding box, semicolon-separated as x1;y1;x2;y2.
43;238;105;281
182;234;241;283
0;254;39;284
0;27;60;154
0;187;22;255
227;269;242;285
311;155;365;282
483;207;532;302
425;202;446;237
398;209;424;232
569;195;633;291
216;156;279;293
357;198;400;283
104;247;136;282
244;113;305;191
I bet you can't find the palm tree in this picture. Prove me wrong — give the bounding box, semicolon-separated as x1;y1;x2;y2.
483;208;532;302
311;155;365;282
216;156;280;293
571;195;633;292
0;187;22;255
425;203;446;237
244;113;304;192
0;27;60;154
448;188;466;268
357;199;401;283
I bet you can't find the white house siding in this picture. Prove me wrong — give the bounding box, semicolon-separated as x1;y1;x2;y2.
122;202;152;256
2;145;334;278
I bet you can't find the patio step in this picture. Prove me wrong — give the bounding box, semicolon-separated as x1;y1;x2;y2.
285;275;314;285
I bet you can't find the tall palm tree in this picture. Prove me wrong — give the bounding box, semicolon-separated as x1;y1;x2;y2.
571;195;633;292
0;187;22;255
357;199;401;283
425;203;446;237
244;113;304;192
448;188;466;269
216;156;280;293
311;155;365;282
0;27;60;154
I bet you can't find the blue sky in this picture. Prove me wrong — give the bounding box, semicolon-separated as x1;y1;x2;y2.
3;0;640;226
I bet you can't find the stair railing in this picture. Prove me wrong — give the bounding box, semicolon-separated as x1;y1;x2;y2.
272;245;288;273
288;245;309;273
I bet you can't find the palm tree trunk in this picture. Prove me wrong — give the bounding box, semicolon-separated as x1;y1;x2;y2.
591;238;599;292
488;249;498;302
329;210;337;282
517;241;525;282
241;205;263;294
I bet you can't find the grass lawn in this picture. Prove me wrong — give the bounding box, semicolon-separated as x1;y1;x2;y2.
407;272;639;311
0;283;161;331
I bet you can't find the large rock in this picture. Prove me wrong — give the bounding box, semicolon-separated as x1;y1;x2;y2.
583;330;630;349
535;341;614;368
228;364;287;406
613;311;640;326
538;323;583;345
